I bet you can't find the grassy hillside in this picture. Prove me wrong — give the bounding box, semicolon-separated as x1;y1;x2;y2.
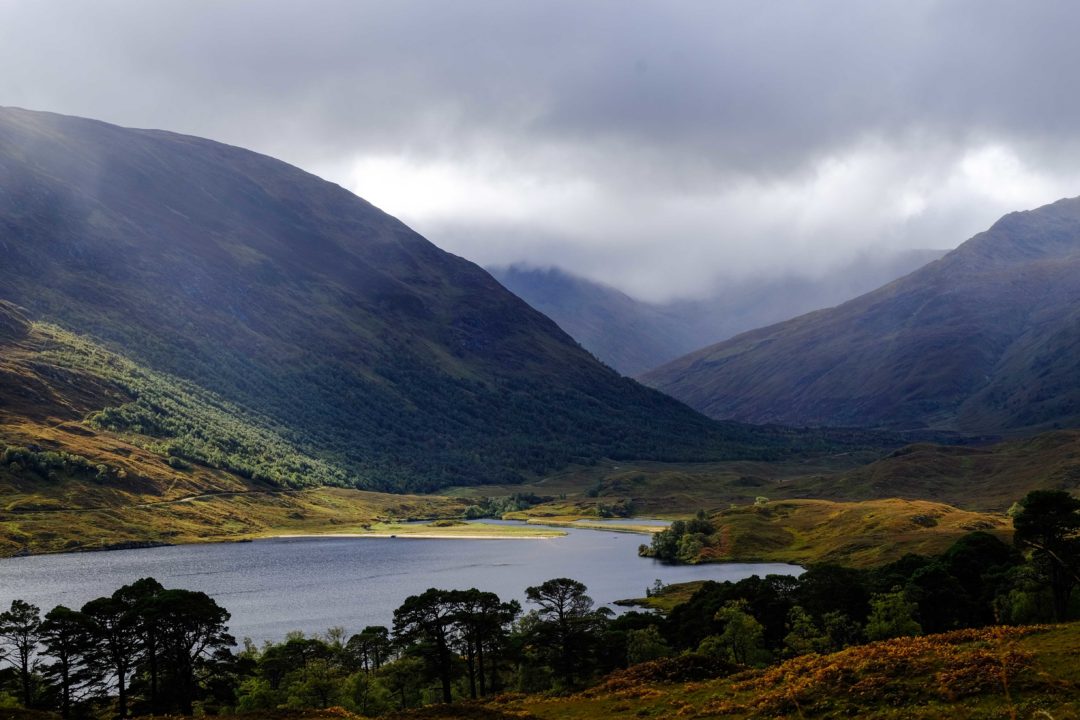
442;453;883;518
643;195;1080;434
797;431;1080;511
643;498;1010;568
0;303;476;555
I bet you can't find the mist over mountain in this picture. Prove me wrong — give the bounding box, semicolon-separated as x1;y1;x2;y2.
643;196;1080;433
491;249;944;376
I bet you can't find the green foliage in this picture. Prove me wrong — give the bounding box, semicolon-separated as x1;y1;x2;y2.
625;626;671;665
524;578;611;688
865;590;923;641
1;445;113;483
713;599;768;666
640;510;715;563
783;606;829;656
35;325;348;489
1012;489;1080;621
461;493;550;519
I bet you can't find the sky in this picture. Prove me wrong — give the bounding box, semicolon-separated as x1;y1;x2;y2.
4;1;1080;302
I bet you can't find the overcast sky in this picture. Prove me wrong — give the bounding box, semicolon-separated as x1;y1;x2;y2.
4;1;1080;301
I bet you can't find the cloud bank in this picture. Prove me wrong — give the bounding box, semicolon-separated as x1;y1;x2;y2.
4;1;1080;300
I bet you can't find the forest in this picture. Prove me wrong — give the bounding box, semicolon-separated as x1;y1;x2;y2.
0;490;1076;718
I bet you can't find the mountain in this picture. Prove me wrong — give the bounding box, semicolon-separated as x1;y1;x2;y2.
642;196;1080;433
490;249;945;377
0;107;839;494
487;266;690;376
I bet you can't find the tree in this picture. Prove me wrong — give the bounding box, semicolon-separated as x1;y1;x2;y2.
392;589;459;704
795;564;871;624
626;626;670;664
119;577;165;714
82;591;142;718
713;599;766;665
821;610;863;651
0;599;41;707
906;562;971;633
525;578;609;687
450;589;518;698
345;626;392;674
39;606;98;719
865;590;922;641
377;656;425;710
1012;490;1080;621
144;588;233;715
783;605;828;656
344;669;392;716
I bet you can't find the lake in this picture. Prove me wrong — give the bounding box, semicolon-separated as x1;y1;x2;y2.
0;523;800;643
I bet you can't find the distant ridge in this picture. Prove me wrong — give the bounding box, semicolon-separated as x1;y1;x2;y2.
643;196;1080;434
491;249;945;376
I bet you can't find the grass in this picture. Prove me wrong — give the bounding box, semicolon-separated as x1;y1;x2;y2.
442;453;881;519
800;431;1080;511
615;580;709;613
680;498;1011;568
0;485;474;557
516;518;664;535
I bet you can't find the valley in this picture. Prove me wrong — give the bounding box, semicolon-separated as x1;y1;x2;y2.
1;105;1079;720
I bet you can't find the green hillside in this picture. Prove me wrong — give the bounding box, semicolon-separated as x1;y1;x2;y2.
0;107;859;494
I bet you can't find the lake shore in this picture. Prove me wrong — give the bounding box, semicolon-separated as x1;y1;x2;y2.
268;531;563;540
521;517;667;535
265;521;567;541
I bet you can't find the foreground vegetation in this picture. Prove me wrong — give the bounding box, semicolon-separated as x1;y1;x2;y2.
1;490;1076;719
501;623;1080;720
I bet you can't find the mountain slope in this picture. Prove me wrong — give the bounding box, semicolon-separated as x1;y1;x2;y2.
0;107;835;492
491;250;945;377
487;266;692;375
642;196;1080;433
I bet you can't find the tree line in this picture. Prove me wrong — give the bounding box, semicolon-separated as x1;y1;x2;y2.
0;578;232;718
1;489;1076;717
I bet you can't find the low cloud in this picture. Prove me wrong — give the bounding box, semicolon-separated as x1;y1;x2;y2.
4;1;1080;300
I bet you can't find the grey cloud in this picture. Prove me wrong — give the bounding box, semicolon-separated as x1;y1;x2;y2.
3;1;1080;300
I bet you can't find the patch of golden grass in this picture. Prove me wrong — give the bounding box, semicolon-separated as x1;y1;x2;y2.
697;498;1011;567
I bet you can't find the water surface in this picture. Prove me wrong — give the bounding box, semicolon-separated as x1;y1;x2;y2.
0;524;799;643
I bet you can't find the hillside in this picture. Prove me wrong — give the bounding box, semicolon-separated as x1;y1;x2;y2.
643;498;1010;568
491;249;944;376
487;265;691;376
0;107;836;494
643;196;1080;433
796;430;1080;512
0;301;480;554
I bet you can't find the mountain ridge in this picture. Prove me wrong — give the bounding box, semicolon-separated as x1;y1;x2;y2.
642;195;1080;433
491;248;946;377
